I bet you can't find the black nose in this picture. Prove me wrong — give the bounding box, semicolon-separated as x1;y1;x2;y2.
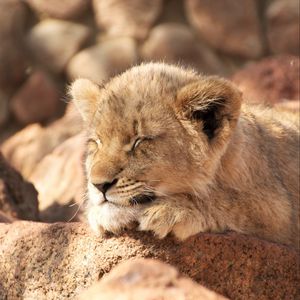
93;178;118;194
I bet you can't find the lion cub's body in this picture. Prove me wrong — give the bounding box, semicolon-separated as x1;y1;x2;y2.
70;63;299;248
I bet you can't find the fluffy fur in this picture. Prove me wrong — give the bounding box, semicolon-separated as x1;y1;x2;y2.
70;63;299;248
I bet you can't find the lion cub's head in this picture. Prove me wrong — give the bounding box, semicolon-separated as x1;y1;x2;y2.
70;63;242;234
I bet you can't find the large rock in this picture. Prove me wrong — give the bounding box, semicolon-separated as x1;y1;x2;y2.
0;153;38;221
267;0;300;55
29;134;86;222
93;0;163;40
67;38;138;84
0;0;30;91
185;0;264;58
232;55;299;105
26;0;90;20
0;222;298;299
10;70;61;125
141;23;226;75
1;103;82;178
79;259;227;300
27;19;91;73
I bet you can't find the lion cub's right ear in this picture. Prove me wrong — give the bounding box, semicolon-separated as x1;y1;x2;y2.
69;79;101;122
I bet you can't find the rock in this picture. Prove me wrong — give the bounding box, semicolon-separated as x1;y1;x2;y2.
0;0;30;91
1;103;82;178
26;0;90;20
185;0;264;58
10;71;61;125
141;23;226;75
79;259;227;300
93;0;163;40
29;134;86;222
67;38;138;84
0;91;9;127
267;0;300;55
0;153;38;221
232;55;299;105
27;19;91;73
0;222;298;299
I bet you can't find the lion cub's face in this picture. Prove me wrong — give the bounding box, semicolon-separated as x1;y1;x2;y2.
70;63;241;234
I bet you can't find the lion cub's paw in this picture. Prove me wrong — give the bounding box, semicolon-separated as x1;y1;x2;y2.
138;203;181;239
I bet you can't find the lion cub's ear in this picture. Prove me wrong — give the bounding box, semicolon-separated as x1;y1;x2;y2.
69;79;101;122
175;77;242;140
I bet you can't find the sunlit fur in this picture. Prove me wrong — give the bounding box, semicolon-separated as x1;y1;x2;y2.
70;63;299;248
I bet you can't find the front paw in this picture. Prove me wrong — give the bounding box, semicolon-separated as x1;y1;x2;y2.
138;202;181;239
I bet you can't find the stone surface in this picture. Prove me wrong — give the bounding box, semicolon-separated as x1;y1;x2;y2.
26;0;90;20
67;38;138;84
0;222;298;299
29;134;86;222
1;103;82;178
10;71;61;125
141;23;226;75
27;19;91;73
267;0;300;55
93;0;163;40
185;0;264;58
0;153;38;221
0;0;29;91
79;259;227;300
232;55;299;105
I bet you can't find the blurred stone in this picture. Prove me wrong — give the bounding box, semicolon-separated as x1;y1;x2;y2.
0;222;298;299
29;133;85;222
10;71;61;125
26;0;90;20
27;19;91;73
1;103;82;178
232;55;299;105
79;259;228;300
93;0;163;40
141;23;226;75
267;0;300;55
67;38;138;84
0;0;30;90
185;0;264;58
0;91;9;127
0;152;39;221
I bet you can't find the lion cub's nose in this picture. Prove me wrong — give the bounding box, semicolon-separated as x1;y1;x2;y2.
93;178;118;194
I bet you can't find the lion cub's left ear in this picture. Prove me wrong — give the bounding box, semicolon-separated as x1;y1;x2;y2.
69;78;101;122
175;77;242;140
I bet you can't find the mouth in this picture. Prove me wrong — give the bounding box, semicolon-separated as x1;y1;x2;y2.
129;193;156;205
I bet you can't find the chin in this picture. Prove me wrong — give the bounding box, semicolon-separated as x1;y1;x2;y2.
87;201;140;235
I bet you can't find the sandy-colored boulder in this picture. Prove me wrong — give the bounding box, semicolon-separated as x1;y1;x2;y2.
185;0;264;58
79;259;227;300
67;38;138;84
0;0;29;91
0;222;298;299
29;134;86;222
27;19;91;73
232;55;299;105
267;0;299;55
0;153;38;221
1;103;82;178
10;70;61;125
141;23;226;75
26;0;90;20
93;0;163;40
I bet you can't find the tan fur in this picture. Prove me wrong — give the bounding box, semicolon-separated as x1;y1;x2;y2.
70;63;299;248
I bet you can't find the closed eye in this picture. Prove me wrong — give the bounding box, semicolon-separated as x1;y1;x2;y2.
132;136;154;151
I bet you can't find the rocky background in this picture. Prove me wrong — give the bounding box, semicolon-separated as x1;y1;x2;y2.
0;0;299;299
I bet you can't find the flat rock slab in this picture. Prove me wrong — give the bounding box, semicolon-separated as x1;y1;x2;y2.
0;221;298;299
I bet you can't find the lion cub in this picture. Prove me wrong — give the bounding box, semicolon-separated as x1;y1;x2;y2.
70;63;299;248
